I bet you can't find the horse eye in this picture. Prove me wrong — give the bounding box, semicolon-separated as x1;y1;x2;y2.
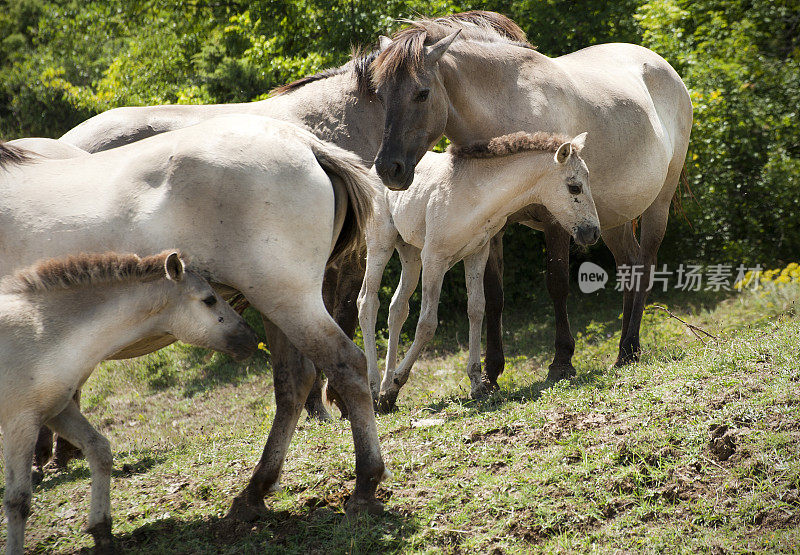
415;89;430;102
202;295;217;307
568;184;582;195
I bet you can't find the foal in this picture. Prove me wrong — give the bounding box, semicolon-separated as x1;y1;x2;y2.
0;251;257;554
358;132;600;412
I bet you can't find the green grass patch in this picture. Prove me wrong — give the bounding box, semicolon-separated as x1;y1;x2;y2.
2;285;799;553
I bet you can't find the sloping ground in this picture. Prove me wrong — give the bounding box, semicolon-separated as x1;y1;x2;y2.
2;286;798;553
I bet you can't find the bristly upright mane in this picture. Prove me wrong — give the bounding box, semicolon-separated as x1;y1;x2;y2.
0;141;32;168
270;48;380;98
372;11;534;86
2;251;179;294
449;131;570;159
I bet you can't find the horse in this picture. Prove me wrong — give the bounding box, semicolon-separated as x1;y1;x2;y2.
372;12;693;390
359;132;599;411
0;115;388;522
0;251;257;554
50;13;567;419
57;48;389;430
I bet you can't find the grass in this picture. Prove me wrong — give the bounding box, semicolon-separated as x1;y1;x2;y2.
1;282;799;553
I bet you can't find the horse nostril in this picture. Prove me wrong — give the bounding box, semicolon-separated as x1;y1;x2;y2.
576;225;601;246
389;161;405;179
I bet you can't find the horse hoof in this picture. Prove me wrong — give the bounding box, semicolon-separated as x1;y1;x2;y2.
32;468;44;486
376;393;397;414
483;357;505;384
613;351;639;367
481;374;500;392
547;362;577;381
87;518;114;554
227;494;269;522
306;405;334;423
470;384;490;399
345;496;385;517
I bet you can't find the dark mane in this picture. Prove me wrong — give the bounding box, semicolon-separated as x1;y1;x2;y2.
2;251;179;294
449;131;569;159
372;11;534;85
269;48;380;97
0;141;32;168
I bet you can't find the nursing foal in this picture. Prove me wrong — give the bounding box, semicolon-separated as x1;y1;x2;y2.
359;132;600;411
0;251;257;554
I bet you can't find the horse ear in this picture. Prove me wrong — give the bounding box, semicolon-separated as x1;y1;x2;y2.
164;252;185;282
379;35;392;50
570;132;588;154
555;141;572;165
424;30;461;65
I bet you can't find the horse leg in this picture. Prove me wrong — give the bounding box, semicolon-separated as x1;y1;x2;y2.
357;229;398;400
33;425;54;478
228;318;317;522
46;402;114;552
2;413;39;555
307;260;352;421
322;253;368;417
378;257;448;412
263;293;387;514
616;168;681;365
601;222;640;366
53;389;83;468
464;243;492;398
385;243;422;390
544;224;577;381
483;230;505;389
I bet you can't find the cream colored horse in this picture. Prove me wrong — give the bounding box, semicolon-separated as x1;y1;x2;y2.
373;11;693;371
0;116;388;519
359;132;599;411
0;251;257;554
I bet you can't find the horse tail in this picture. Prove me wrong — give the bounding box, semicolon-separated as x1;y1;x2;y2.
307;138;375;265
0;140;32;168
671;166;696;228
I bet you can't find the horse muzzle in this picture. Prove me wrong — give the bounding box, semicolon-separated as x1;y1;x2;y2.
574;224;601;247
374;155;415;191
225;322;259;360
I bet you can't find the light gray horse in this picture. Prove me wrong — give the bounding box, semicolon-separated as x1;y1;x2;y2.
0;116;388;520
0;251;257;554
52;18;577;412
359;132;600;410
372;12;693;396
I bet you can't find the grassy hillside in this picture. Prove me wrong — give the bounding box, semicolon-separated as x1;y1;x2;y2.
2;282;799;553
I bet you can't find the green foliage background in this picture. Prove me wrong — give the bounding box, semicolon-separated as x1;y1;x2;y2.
1;0;798;319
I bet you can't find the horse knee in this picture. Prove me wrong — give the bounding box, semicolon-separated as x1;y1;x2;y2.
467;300;484;324
415;314;438;344
387;300;409;327
4;488;32;521
357;290;376;315
86;433;112;474
328;344;369;391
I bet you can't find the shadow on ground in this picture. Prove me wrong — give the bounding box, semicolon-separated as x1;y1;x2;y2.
421;364;608;417
50;504;417;554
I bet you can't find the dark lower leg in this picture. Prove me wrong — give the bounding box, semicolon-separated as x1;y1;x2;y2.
34;426;54;472
483;232;505;387
53;389;83;468
228;319;317;522
544;225;576;381
324;344;386;514
311;252;365;418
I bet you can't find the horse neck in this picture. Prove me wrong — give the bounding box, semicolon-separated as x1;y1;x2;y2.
268;71;385;163
452;152;552;217
28;281;171;365
439;44;554;145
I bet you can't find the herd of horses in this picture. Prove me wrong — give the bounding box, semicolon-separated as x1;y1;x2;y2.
0;11;692;553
